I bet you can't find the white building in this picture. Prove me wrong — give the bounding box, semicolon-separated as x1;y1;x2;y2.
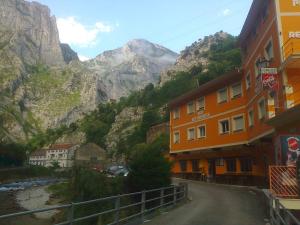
29;149;46;166
29;143;79;168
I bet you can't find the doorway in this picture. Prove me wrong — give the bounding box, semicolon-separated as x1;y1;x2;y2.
208;159;216;179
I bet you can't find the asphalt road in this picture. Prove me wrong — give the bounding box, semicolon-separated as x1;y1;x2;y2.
144;179;268;225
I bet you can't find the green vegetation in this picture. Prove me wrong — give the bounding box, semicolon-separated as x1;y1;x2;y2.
128;135;171;191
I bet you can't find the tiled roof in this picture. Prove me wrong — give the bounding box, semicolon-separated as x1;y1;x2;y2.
30;149;46;157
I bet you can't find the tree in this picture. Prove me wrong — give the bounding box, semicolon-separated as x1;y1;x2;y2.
128;137;171;191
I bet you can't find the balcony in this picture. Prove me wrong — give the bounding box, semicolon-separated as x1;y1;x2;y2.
281;38;300;69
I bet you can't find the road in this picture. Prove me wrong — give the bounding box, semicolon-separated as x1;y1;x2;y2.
144;179;268;225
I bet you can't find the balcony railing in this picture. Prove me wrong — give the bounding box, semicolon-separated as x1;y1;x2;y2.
282;38;300;61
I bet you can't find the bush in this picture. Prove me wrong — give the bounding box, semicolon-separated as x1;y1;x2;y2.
128;137;171;192
69;167;125;225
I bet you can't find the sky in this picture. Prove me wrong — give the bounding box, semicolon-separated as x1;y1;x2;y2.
33;0;253;61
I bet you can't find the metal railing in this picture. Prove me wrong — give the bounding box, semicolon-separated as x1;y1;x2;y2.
0;183;188;225
269;166;298;198
282;38;300;60
265;192;300;225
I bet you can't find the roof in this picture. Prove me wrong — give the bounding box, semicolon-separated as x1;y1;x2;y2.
239;0;265;44
76;143;106;158
30;149;46;157
266;104;300;128
168;70;243;109
48;143;75;150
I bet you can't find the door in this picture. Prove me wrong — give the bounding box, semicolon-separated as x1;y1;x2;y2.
208;159;216;178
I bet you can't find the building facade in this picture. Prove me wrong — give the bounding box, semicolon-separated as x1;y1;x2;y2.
29;143;79;168
169;0;300;185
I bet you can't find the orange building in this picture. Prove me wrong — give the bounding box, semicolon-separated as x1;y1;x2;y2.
169;0;300;186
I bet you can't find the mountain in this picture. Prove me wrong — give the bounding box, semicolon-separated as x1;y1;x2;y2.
0;0;178;140
160;31;230;84
85;39;178;100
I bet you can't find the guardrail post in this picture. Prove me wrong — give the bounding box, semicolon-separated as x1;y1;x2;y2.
68;202;74;225
275;198;280;225
160;188;164;208
141;191;146;222
114;195;120;225
269;195;275;224
173;186;177;206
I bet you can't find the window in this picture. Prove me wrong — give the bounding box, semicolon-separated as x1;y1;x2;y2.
265;40;274;60
197;125;206;138
173;108;180;119
187;128;195;140
219;119;230;134
173;131;180;144
216;158;225;166
218;88;228;103
187;101;195;114
255;58;261;78
258;98;266;119
232;115;245;132
191;160;200;172
246;72;251;90
226;158;237;172
240;158;253;172
179;160;187;172
231;82;242;99
248;110;254;127
197;97;205;111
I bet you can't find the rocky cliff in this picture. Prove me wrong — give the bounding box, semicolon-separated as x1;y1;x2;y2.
0;0;178;140
160;31;230;84
84;39;178;100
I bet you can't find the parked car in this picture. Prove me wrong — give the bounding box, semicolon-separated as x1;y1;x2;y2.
106;165;129;177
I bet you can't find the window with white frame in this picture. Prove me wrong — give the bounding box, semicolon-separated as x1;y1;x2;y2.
197;125;206;138
231;82;242;99
187;128;195;140
258;98;266;119
218;88;228;103
187;101;195;114
173;108;180;119
265;40;274;60
232;115;245;132
246;72;251;90
248;110;254;127
173;131;180;144
219;119;230;134
197;97;205;111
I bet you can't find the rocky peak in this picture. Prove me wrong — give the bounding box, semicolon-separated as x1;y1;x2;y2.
85;39;178;100
60;43;79;64
160;31;230;84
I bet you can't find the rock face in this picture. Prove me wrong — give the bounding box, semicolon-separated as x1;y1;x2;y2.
60;43;79;64
105;107;144;153
0;0;65;66
0;0;178;138
160;31;230;84
84;39;178;100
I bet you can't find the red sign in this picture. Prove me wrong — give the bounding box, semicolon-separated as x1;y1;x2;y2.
261;68;279;91
288;137;300;152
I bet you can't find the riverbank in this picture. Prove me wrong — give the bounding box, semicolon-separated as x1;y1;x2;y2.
0;182;66;225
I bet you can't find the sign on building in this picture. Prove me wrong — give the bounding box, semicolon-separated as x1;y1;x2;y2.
280;136;300;166
261;68;279;91
289;31;300;38
292;0;300;6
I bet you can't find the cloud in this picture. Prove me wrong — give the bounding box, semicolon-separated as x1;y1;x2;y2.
78;55;91;61
222;9;231;16
57;17;114;47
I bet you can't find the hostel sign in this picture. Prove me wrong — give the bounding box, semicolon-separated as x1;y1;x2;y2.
261;68;279;91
